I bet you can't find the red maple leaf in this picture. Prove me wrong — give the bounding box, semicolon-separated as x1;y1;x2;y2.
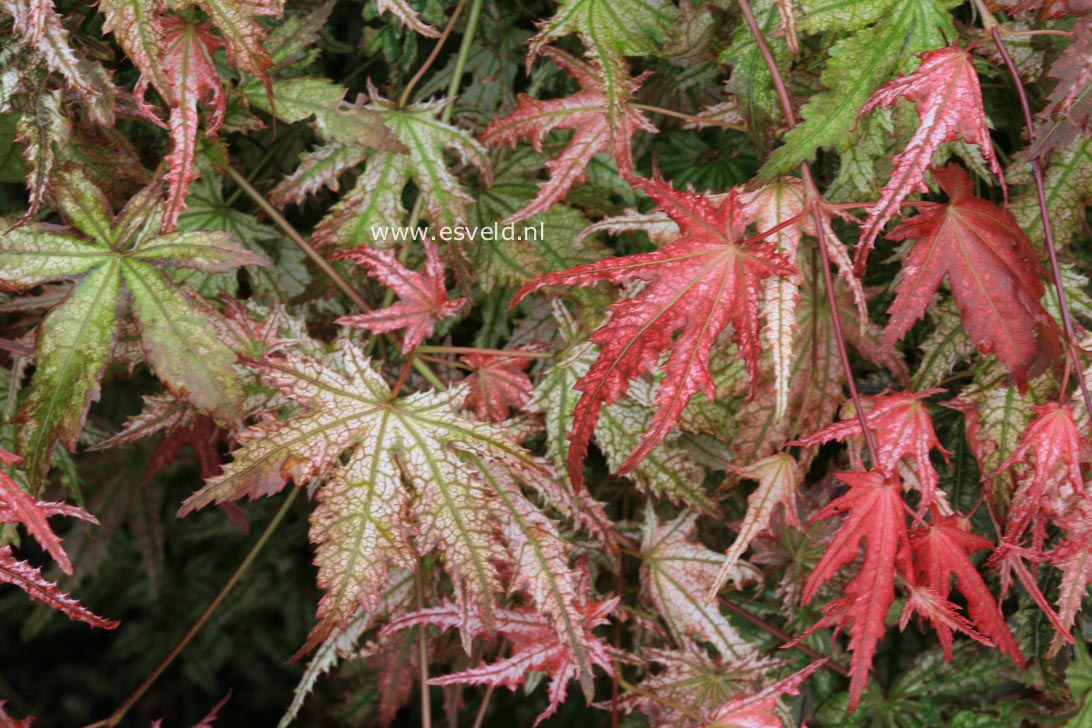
145;18;226;232
0;448;118;628
381;597;617;726
480;47;656;223
882;164;1059;389
0;449;94;575
1049;502;1092;654
707;661;825;728
795;471;911;712
855;47;1003;272
460;354;534;422
1030;18;1092;159
512;178;794;489
996;402;1086;547
908;513;1025;666
792;390;948;509
336;241;468;353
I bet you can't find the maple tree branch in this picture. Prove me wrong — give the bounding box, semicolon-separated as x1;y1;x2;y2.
471;684;498;728
718;598;851;678
85;488;302;728
416;568;433;728
989;26;1092;419
399;0;468;108
229;166;450;390
735;0;882;464
225;166;371;313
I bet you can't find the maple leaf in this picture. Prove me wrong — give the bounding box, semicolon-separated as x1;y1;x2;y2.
0;701;32;728
0;449;93;574
1049;502;1092;655
640;510;765;662
855;47;1003;271
0;546;119;629
527;0;677;130
155;18;226;232
908;513;1025;665
459;354;534;422
512;178;794;489
100;3;262;232
0;448;118;629
797;471;912;712
528;0;677;62
334;241;468;353
793;390;948;509
882;164;1059;389
179;340;612;686
0;166;268;486
380;597;618;725
614;646;761;725
269;83;487;261
169;0;284;85
1028;18;1091;161
709;454;802;598
1012;137;1092;251
528;331;714;511
758;0;953;179
995;402;1086;547
740;179;866;419
281;572;415;728
943;362;1049;507
376;0;441;38
480;47;656;222
732;273;908;469
468;152;610;291
1;0;115;124
707;660;825;728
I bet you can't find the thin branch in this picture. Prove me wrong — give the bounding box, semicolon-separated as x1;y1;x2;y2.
85;488;302;728
989;26;1092;418
630;102;743;129
229;165;451;388
416;568;433;728
718;598;851;678
470;684;497;728
225;166;371;313
399;0;468;108
735;0;881;463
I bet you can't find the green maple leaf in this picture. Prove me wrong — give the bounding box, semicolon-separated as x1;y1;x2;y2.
757;0;956;179
527;0;677;138
468;150;608;291
528;0;678;67
1011;136;1092;251
177;174;310;301
0;165;269;488
179;339;612;690
265;84;488;260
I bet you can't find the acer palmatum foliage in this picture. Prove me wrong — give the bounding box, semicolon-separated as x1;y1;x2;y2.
1;0;1091;725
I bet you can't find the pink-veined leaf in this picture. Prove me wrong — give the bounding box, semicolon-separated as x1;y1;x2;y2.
855;47;1003;272
335;241;468;353
512;178;794;489
480;47;656;223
